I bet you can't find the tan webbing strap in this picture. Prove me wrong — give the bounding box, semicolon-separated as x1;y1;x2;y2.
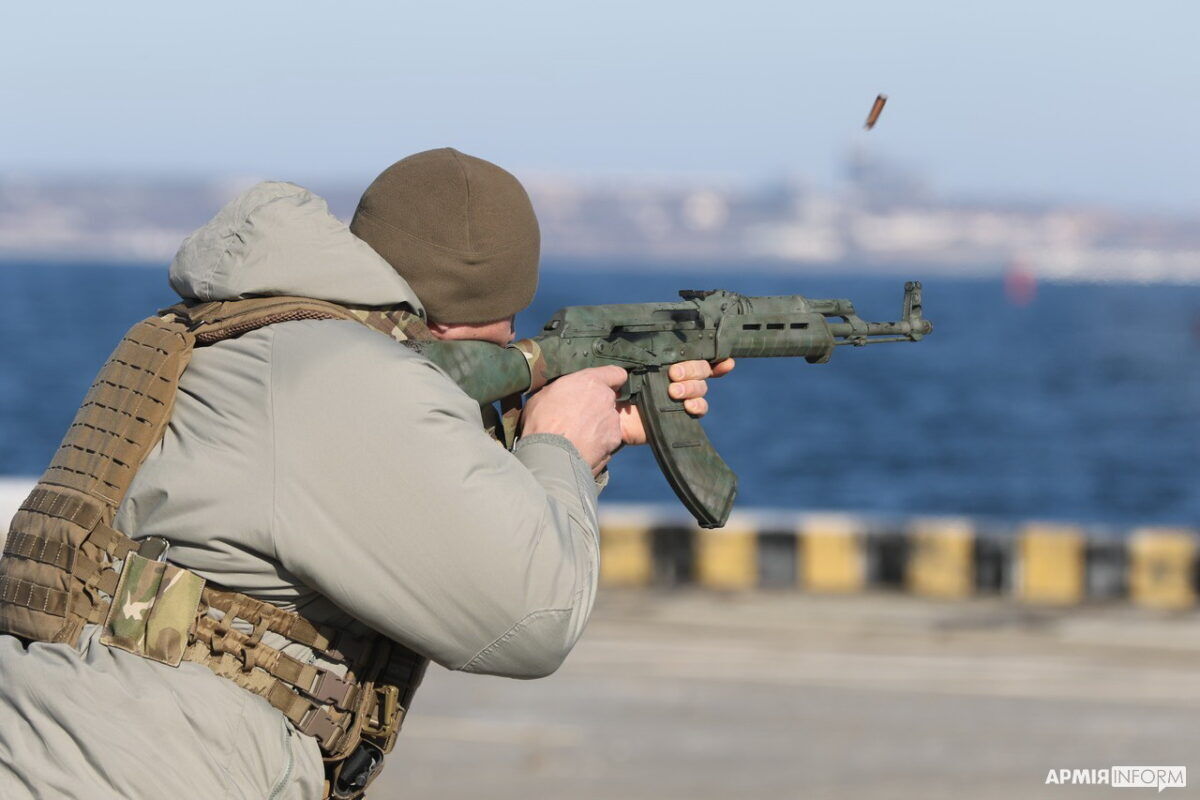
2;528;130;597
182;628;352;753
83;598;109;625
2;575;111;623
0;576;70;618
72;588;109;623
190;614;358;709
203;588;336;653
169;297;362;345
272;613;333;652
80;564;120;597
189;644;354;749
265;683;356;754
267;681;317;725
18;488;104;531
4;531;75;571
85;523;139;560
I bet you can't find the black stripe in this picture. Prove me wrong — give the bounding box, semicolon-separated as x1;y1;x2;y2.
756;530;796;588
650;524;694;586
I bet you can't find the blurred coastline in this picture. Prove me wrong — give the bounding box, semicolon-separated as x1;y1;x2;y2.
4;153;1200;283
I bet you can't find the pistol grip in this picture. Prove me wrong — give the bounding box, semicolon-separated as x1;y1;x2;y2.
633;368;737;529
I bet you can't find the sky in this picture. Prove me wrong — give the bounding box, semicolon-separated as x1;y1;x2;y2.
2;1;1198;212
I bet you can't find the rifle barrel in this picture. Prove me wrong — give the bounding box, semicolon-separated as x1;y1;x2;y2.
828;319;931;336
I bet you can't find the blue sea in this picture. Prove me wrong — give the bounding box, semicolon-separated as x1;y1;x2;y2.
1;261;1197;529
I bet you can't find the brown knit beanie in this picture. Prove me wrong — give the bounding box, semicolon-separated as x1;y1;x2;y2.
350;148;540;323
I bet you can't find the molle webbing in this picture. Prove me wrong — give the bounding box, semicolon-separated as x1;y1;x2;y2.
0;296;431;793
0;315;192;644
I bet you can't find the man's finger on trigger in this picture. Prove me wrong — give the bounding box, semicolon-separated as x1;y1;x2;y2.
668;379;708;400
596;365;629;388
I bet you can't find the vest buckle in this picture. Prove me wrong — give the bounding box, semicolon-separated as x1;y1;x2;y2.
306;670;356;710
361;684;402;749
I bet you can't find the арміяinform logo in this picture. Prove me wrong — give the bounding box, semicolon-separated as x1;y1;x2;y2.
1045;767;1187;791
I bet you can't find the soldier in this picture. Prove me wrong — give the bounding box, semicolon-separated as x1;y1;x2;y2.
0;149;731;798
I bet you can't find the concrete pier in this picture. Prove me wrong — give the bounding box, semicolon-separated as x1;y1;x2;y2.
382;591;1199;799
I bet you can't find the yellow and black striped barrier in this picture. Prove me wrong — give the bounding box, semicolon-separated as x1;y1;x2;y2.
597;506;1199;609
0;482;1193;610
1128;527;1197;610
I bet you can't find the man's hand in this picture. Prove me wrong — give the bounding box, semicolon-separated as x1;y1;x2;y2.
520;366;628;476
519;359;735;475
617;358;735;446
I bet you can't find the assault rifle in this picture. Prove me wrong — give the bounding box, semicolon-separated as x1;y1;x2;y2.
408;281;933;528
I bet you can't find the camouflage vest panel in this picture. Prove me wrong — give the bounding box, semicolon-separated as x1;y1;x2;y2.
0;296;442;799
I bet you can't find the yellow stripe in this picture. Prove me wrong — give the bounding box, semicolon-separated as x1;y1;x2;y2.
1128;528;1197;610
907;517;973;599
598;523;652;588
1017;523;1085;605
800;515;864;593
695;523;757;590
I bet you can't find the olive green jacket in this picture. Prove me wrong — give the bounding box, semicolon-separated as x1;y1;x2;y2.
0;183;602;799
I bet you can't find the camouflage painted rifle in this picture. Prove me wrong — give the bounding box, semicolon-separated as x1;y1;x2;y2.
408;281;933;528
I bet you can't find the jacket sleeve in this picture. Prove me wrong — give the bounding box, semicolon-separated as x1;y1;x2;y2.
267;320;601;678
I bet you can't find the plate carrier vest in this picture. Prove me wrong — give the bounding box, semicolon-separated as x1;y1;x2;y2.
0;296;484;799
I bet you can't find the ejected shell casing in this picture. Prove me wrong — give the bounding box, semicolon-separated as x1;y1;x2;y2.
864;94;887;130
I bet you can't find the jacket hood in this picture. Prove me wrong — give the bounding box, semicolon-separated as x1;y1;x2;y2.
169;181;424;314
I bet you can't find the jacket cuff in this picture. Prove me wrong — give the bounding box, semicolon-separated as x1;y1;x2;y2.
514;433;608;494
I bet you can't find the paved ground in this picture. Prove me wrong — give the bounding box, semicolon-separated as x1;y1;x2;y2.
378;591;1199;799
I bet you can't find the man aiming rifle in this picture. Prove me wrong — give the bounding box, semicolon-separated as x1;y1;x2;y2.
0;147;927;798
0;149;732;799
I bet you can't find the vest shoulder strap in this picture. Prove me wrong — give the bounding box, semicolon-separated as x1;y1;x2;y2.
169;296;359;344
